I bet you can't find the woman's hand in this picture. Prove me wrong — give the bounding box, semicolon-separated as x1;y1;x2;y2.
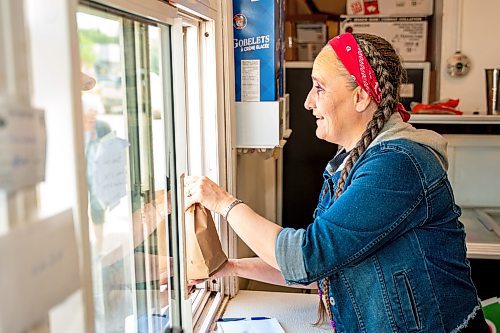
188;259;236;286
184;176;235;214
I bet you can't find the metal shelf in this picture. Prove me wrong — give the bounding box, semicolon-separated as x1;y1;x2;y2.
285;61;313;69
409;114;500;124
467;243;500;260
462;209;500;260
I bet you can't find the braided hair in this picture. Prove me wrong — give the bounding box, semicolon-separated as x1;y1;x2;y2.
315;33;405;327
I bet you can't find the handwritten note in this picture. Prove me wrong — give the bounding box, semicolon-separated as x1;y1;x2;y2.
0;103;46;192
0;209;80;333
91;134;129;209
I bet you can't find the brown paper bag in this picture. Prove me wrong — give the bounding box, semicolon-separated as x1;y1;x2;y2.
185;204;228;280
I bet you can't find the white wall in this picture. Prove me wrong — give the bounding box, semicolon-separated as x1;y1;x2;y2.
439;0;500;113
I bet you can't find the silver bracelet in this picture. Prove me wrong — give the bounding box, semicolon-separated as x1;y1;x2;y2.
221;199;243;220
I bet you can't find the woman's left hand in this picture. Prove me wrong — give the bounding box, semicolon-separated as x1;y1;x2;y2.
184;176;235;214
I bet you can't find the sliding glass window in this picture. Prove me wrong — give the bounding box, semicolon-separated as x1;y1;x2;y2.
77;5;177;332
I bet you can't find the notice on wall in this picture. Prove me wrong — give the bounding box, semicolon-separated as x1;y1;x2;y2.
91;133;129;210
400;83;415;98
0;103;46;192
241;59;260;102
0;209;80;333
340;17;428;61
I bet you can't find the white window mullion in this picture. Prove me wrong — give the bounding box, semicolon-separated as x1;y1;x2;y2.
185;23;203;176
212;0;238;297
200;21;217;181
170;16;194;333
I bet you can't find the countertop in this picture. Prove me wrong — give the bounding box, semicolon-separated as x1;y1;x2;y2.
221;290;331;333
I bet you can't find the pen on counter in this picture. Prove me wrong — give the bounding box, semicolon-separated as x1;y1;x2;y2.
217;317;270;322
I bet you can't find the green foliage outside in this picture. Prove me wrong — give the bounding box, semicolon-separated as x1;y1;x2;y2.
78;29;118;66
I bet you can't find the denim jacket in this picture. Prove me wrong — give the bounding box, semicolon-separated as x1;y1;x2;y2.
276;114;481;332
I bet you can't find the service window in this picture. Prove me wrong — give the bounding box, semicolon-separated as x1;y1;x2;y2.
181;14;230;331
77;5;179;332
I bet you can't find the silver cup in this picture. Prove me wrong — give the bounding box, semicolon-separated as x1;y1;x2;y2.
485;68;500;115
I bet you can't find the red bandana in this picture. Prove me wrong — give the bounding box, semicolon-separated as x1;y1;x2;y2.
328;33;410;122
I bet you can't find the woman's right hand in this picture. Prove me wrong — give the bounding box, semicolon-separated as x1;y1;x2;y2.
184;176;235;215
188;259;236;286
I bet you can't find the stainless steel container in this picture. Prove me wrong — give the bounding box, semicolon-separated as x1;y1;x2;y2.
485;68;500;115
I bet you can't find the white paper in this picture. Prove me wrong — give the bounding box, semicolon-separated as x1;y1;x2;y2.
0;209;80;333
400;83;415;98
0;103;46;192
218;318;285;333
92;133;129;209
241;59;260;102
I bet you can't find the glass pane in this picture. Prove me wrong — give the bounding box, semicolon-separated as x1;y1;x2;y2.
77;7;175;333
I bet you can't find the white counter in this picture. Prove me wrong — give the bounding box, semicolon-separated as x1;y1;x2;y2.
221;290;331;333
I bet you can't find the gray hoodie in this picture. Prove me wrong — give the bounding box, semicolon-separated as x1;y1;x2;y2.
336;113;449;172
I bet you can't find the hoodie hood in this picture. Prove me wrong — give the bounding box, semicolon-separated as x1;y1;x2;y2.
333;113;448;174
370;113;448;170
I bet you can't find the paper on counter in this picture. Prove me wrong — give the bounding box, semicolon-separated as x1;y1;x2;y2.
0;209;80;333
91;133;129;210
218;318;285;333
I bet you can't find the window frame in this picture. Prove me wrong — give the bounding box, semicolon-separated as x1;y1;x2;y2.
174;1;239;331
180;13;223;330
210;0;239;300
3;0;238;332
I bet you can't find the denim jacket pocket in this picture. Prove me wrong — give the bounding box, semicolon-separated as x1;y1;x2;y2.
394;271;422;332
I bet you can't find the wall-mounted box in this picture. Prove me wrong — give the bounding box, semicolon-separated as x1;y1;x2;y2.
340;16;428;61
236;95;290;148
233;0;282;101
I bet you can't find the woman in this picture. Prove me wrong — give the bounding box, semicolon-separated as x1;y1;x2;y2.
185;33;489;332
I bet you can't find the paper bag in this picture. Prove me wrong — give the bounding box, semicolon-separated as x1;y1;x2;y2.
186;204;228;280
